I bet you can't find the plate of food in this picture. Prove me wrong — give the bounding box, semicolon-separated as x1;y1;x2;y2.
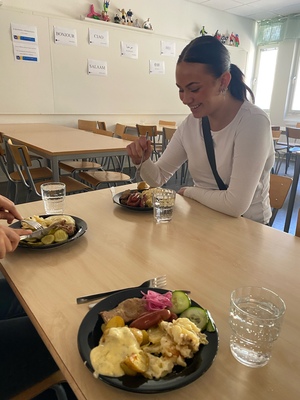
77;287;218;393
113;183;159;212
10;214;87;249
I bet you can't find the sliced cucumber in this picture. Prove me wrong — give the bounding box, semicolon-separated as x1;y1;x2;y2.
180;306;208;331
169;291;191;314
206;310;216;332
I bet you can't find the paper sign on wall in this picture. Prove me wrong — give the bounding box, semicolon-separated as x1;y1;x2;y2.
11;23;38;43
149;60;165;75
120;41;138;59
160;40;176;57
89;28;109;47
13;42;39;62
54;26;77;46
88;59;108;76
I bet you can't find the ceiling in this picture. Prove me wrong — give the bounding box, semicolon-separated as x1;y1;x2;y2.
187;0;300;21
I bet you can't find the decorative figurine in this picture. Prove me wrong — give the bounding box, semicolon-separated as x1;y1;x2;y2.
214;30;221;41
230;32;235;45
133;18;141;28
87;4;102;20
126;9;133;25
114;13;121;24
200;26;207;36
143;18;153;30
118;8;127;24
235;33;240;47
103;0;110;13
221;34;228;44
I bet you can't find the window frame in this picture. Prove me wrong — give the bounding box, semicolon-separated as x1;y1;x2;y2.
285;39;300;120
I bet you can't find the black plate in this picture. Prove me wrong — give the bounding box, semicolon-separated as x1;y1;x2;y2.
113;191;153;212
10;215;87;249
77;287;218;394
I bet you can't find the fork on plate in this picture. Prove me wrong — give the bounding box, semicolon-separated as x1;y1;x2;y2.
21;219;44;231
76;275;168;304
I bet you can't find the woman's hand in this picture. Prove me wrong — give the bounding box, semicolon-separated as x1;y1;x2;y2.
126;136;152;165
0;226;30;259
0;195;23;224
177;187;187;196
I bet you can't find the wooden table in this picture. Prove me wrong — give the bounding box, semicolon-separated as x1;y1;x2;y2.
1;186;299;400
0;123;129;181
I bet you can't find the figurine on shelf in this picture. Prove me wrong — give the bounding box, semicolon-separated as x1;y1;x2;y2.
114;13;121;24
87;4;102;20
118;8;127;24
133;18;141;28
126;9;133;25
143;18;153;30
234;33;240;47
230;32;235;45
214;30;221;41
200;26;207;36
221;34;228;45
103;0;110;13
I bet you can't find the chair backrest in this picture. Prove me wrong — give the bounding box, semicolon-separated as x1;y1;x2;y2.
97;121;107;130
296;122;300;128
162;126;176;151
269;174;293;226
286;126;300;141
114;123;127;137
272;129;281;141
158;120;176;127
78;119;98;131
136;124;157;138
93;128;114;137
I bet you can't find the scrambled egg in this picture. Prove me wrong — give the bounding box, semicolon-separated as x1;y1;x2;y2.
90;317;208;380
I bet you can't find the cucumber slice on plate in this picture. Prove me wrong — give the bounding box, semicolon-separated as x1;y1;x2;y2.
180;306;209;331
169;291;191;314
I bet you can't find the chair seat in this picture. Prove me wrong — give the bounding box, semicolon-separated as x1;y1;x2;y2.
59;160;102;173
288;146;300;152
79;170;131;189
10;167;53;181
35;176;92;194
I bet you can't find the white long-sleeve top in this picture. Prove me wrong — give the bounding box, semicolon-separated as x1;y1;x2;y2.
139;101;275;224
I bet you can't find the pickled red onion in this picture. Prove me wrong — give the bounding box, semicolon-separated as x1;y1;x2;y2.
141;290;172;311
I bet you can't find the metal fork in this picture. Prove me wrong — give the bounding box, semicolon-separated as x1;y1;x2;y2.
21;219;44;231
76;275;167;304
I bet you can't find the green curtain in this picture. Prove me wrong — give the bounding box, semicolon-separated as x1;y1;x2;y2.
257;14;300;45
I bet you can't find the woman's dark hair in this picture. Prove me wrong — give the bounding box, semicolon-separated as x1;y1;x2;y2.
178;35;255;103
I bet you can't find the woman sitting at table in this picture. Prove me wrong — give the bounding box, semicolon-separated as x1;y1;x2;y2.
0;195;61;399
126;35;275;224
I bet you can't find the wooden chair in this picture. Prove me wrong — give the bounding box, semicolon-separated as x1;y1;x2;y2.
272;129;287;174
97;121;107;130
136;124;161;160
162;126;176;151
284;127;300;173
158;120;176;127
269;173;293;226
59;120;102;176
93;128;121;170
78;169;131;190
10;370;67;400
7;140;91;201
77;119;98;131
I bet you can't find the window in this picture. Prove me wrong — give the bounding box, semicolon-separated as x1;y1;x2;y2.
286;40;300;118
253;46;278;111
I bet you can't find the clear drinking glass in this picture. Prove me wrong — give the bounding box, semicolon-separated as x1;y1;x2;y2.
41;182;66;215
229;286;286;368
152;188;176;223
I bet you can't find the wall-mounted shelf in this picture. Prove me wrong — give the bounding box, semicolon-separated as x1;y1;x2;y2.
81;16;154;34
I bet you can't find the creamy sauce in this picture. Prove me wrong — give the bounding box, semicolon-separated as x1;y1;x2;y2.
90;327;140;377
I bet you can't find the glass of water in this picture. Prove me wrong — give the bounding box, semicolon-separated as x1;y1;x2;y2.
152;188;176;223
41;182;66;215
229;286;286;368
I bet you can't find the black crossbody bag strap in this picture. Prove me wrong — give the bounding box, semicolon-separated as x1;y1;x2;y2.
202;116;227;190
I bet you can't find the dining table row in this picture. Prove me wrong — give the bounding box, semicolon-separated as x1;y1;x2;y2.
0;184;299;400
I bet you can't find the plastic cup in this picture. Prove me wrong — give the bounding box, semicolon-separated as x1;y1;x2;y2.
41;182;66;215
229;286;286;368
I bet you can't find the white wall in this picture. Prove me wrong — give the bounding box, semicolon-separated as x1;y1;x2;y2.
0;0;256;130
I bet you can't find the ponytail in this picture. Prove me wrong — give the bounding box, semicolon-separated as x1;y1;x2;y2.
229;64;255;103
